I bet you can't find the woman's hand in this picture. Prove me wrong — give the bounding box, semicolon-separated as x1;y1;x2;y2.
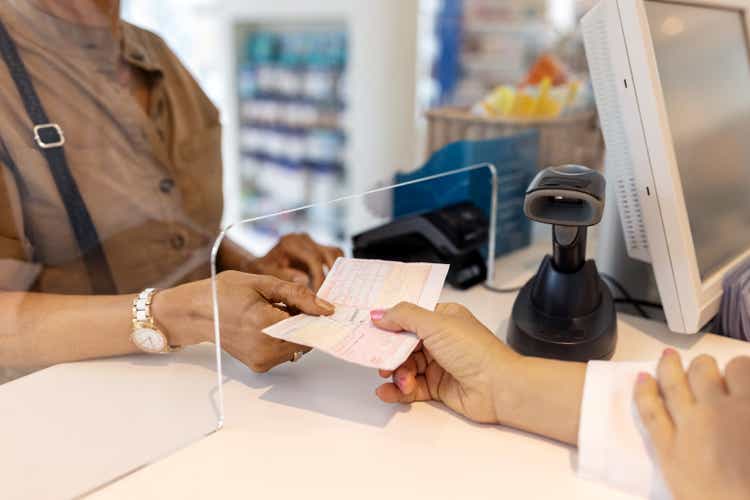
245;234;343;291
153;271;335;372
635;350;750;500
371;302;523;423
372;302;586;444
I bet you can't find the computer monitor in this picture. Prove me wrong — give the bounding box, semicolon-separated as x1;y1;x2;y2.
582;0;750;333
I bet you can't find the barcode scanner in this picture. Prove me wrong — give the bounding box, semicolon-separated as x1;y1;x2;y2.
507;165;617;361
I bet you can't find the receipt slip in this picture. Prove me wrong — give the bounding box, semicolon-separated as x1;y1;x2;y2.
263;258;450;370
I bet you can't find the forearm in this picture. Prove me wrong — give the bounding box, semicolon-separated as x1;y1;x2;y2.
494;357;586;446
0;292;138;368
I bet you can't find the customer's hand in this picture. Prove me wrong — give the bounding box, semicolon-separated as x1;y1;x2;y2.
153;271;335;372
635;350;750;500
371;302;522;423
246;233;343;290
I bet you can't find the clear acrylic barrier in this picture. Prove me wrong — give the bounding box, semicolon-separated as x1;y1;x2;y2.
208;163;537;425
1;281;223;499
0;2;225;495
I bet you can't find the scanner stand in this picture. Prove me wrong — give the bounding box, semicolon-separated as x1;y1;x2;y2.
508;225;617;361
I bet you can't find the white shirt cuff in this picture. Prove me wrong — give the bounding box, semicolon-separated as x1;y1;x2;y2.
577;360;672;499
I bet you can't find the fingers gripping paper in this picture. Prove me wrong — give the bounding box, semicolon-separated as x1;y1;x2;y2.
263;258;449;370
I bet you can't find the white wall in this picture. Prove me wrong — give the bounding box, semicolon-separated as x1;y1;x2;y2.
548;0;577;31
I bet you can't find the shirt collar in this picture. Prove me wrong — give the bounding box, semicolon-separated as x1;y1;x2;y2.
120;22;162;74
4;1;162;75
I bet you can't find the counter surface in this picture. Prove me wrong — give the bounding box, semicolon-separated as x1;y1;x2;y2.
4;247;748;500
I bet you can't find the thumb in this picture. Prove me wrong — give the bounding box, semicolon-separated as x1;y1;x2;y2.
371;302;440;341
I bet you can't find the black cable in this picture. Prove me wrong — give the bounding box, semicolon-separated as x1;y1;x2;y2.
481;272;664;319
600;273;651;319
482;282;523;294
613;298;663;310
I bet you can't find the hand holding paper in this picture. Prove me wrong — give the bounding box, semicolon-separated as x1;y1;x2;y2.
263;258;449;370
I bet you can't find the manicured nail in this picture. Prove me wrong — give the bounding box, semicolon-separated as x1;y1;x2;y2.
292;274;309;284
396;374;407;391
637;372;650;383
315;297;335;313
370;309;385;321
663;348;677;357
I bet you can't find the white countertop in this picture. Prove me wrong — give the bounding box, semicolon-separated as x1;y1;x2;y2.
4;247;749;500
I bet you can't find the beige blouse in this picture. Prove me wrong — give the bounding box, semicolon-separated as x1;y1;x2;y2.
0;2;223;294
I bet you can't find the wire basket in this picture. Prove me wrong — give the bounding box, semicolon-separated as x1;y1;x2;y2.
425;107;604;170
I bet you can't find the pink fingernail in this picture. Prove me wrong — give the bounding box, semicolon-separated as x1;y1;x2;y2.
370;309;385;321
663;348;677;357
637;372;650;383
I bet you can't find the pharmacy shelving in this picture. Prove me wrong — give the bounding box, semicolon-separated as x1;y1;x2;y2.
235;25;348;241
213;0;420;254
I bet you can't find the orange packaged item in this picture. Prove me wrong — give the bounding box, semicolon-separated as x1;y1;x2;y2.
521;54;568;87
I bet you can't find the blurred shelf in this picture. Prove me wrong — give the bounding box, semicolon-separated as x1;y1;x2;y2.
233;22;349;237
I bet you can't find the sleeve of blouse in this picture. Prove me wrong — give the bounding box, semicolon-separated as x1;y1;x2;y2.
0;165;41;291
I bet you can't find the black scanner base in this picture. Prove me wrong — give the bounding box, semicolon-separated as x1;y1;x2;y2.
507;255;617;361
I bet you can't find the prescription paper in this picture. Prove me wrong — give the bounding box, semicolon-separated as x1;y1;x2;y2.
263;258;449;370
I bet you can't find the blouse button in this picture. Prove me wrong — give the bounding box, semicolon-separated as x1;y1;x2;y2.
170;234;186;250
159;178;175;193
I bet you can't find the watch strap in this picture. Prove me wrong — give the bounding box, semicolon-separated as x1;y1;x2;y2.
132;287;157;327
132;288;177;353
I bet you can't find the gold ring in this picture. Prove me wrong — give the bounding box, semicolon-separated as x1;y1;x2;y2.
290;351;304;363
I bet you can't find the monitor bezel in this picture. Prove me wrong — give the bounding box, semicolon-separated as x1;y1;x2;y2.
622;0;750;331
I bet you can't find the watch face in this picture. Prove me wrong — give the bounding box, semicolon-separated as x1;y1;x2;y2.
132;327;167;353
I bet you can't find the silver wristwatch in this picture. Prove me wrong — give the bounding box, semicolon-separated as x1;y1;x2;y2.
130;288;175;353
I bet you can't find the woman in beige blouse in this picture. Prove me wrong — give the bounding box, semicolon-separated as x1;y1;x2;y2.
0;0;341;379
